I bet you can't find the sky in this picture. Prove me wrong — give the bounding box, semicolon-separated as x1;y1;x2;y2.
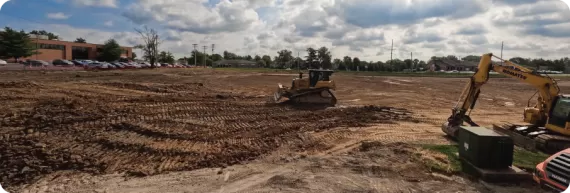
0;0;569;62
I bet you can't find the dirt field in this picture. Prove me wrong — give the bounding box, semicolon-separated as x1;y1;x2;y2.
0;68;562;193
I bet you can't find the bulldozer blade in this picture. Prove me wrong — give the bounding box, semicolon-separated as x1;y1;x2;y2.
273;91;282;103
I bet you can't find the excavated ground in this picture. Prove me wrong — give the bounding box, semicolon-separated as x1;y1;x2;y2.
1;68;567;192
0;69;419;191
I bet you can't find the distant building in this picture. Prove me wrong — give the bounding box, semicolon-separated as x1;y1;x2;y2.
17;35;132;62
538;66;550;71
213;60;258;68
428;58;478;72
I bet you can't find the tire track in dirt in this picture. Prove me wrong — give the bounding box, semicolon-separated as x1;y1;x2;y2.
0;81;420;192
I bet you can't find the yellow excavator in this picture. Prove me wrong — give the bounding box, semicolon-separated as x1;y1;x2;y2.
273;69;337;106
442;53;570;154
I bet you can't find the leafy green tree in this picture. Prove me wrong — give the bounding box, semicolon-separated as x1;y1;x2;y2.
343;56;352;71
333;58;342;70
461;55;481;62
275;49;293;68
353;57;361;71
305;47;317;68
446;55;459;61
74;37;86;43
262;55;272;68
317;46;332;69
97;39;122;62
29;30;59;40
0;27;38;60
211;54;223;62
131;52;137;60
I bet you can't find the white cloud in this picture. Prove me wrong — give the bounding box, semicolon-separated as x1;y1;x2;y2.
71;0;117;8
46;12;70;20
10;0;570;62
104;20;113;27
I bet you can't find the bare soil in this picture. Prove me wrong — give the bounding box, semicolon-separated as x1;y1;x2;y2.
0;69;563;193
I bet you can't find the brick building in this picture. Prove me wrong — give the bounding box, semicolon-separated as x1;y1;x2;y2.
19;35;133;62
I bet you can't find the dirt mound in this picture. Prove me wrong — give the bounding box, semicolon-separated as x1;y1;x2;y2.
345;141;432;182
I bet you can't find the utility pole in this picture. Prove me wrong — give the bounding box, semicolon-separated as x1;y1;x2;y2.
411;52;413;70
203;45;207;67
35;34;39;60
211;44;215;68
193;44;197;66
501;41;504;65
297;51;300;71
390;39;394;67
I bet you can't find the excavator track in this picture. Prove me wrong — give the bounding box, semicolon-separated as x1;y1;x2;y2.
493;122;570;154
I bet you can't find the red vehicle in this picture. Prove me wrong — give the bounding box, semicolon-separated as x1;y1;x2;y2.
534;148;570;192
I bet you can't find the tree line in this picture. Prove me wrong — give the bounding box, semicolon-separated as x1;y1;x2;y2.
2;26;568;71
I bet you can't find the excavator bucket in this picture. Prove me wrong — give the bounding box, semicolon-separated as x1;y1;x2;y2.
442;121;460;139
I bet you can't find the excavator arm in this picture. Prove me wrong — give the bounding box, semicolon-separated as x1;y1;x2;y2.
443;53;560;138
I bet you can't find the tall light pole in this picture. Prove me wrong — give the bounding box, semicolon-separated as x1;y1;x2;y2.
203;45;207;67
193;44;198;66
211;44;215;67
390;39;394;67
501;41;504;65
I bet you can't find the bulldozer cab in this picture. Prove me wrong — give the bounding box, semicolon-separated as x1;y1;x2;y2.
308;69;334;87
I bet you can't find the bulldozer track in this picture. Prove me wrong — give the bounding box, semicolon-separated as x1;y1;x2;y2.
0;81;422;191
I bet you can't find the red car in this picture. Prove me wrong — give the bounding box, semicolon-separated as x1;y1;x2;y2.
533;148;570;192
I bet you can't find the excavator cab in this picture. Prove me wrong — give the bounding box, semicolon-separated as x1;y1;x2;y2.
273;69;337;106
546;96;570;133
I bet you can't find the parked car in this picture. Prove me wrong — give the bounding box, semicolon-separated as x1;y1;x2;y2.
139;62;151;68
52;59;74;66
130;62;142;68
100;62;116;69
0;59;7;65
118;62;129;68
71;60;86;66
23;60;49;67
85;62;109;70
109;62;124;69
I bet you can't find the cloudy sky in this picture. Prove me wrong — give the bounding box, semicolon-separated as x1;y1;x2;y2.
0;0;569;61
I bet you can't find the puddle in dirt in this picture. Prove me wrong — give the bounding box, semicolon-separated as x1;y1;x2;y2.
384;80;406;85
368;92;393;96
395;79;414;83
